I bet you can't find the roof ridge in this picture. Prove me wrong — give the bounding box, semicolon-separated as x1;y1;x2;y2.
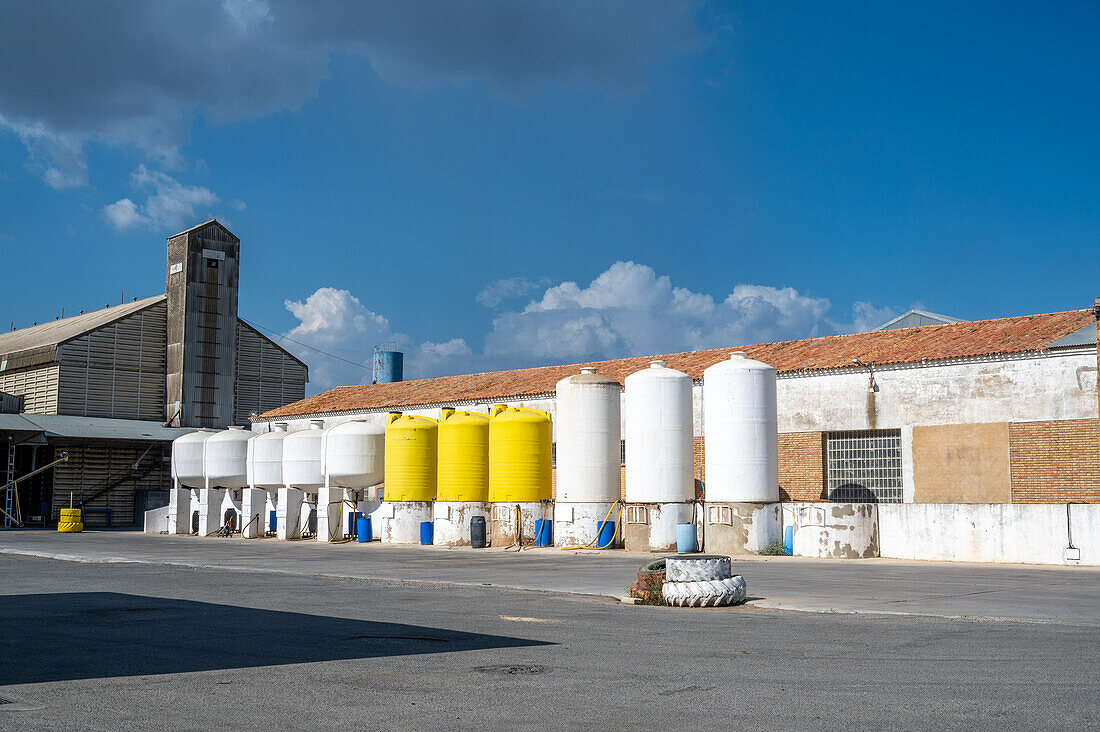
258;307;1096;420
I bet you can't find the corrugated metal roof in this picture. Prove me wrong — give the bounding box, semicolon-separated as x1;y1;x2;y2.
875;309;964;330
0;413;196;441
259;308;1096;419
0;295;166;358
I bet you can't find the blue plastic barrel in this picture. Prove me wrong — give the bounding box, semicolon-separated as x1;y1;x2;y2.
676;523;698;554
596;520;616;548
357;515;372;543
268;510;276;533
783;525;794;555
534;519;552;547
420;521;434;546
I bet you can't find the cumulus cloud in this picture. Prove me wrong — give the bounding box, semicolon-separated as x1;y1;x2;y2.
102;166;221;231
280;287;476;390
0;1;700;188
281;262;896;393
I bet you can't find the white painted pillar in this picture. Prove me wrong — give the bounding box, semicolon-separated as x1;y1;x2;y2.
167;483;191;535
241;488;267;538
197;485;227;537
277;487;304;540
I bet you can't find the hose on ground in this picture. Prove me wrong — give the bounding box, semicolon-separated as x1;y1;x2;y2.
503;501;551;552
240;513;261;539
560;500;623;551
327;498;362;543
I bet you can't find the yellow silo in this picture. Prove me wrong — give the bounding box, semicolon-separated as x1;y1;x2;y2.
437;410;490;502
488;405;552;503
383;414;438;502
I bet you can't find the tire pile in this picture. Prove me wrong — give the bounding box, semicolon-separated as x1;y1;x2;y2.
628;558;667;604
661;555;747;607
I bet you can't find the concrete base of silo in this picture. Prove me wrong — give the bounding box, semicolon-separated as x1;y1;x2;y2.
702;501;780;556
378;501;433;544
197;488;227;537
490;502;551;547
554;501;619;548
433;501;490;546
317;486;362;543
167;486;192;535
241;488;267;538
623;502;695;553
276;487;304;540
789;502;880;558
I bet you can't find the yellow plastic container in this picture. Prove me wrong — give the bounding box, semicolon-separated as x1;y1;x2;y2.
437;410;490;502
488;405;552;503
57;508;83;533
383;414;438;502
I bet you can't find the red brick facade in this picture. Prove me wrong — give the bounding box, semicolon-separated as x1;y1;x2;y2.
778;432;828;502
1009;419;1100;503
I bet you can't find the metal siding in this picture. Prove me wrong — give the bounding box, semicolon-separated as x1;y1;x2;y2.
51;441;172;526
0;364;60;414
234;322;307;424
55;301;166;419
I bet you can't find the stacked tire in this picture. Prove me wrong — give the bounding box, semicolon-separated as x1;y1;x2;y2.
662;555;746;607
629;559;666;603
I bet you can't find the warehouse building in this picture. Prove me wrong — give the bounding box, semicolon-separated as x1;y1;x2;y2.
255;304;1099;508
0;220;307;526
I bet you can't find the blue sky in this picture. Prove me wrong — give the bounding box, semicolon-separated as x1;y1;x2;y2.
1;1;1098;392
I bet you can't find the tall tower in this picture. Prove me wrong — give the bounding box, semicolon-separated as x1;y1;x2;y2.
165;220;240;428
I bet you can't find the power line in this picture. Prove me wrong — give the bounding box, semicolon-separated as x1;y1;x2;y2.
240;317;372;372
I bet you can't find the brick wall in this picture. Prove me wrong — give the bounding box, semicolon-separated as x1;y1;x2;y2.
1009;418;1100;503
779;431;827;502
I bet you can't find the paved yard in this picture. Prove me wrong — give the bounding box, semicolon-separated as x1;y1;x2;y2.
0;554;1096;730
0;529;1096;625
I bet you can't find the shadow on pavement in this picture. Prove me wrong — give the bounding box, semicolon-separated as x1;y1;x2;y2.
0;592;551;685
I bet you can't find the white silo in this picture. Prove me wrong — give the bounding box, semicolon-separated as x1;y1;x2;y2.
623;361;695;551
198;426;250;537
279;419;326;539
701;352;780;554
553;368;622;548
318;420;385;543
168;429;213;535
244;423;288;538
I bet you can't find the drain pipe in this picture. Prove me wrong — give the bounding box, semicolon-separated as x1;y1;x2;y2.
1066;502;1082;561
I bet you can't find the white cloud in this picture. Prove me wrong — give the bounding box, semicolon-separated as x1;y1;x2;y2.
282;262;895;393
102;166;223;231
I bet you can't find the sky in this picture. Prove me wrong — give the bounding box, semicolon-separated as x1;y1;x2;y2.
1;1;1098;393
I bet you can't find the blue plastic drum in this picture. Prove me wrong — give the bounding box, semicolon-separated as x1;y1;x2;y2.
783;525;794;555
676;523;698;554
534;519;552;547
596;520;616;548
357;515;372;543
420;521;434;546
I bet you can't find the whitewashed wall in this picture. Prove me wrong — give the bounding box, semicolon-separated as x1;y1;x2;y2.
877;503;1099;566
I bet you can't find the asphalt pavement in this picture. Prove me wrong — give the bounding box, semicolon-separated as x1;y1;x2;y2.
0;555;1096;730
0;529;1097;625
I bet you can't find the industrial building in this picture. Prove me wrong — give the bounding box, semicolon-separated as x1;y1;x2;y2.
0;220;308;527
252;303;1099;564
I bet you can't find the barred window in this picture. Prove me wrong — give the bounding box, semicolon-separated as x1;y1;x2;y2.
826;429;903;503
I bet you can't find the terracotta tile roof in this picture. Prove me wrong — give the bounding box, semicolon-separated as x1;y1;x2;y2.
258;308;1096;419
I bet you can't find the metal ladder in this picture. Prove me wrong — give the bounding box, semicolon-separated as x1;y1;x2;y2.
3;438;14;528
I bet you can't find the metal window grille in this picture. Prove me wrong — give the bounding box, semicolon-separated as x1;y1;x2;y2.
620;440;626;467
825;429;903;503
625;505;648;525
